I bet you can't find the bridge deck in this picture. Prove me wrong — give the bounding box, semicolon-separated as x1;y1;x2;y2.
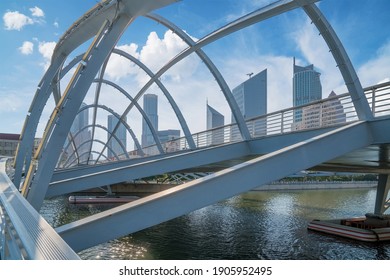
0;159;79;259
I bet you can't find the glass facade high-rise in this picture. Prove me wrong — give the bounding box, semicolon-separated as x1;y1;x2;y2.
231;69;267;121
142;94;158;148
66;102;91;164
107;114;127;159
207;104;225;145
293;58;322;123
231;69;267;139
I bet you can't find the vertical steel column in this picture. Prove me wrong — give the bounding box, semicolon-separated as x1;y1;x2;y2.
375;174;390;215
24;15;132;210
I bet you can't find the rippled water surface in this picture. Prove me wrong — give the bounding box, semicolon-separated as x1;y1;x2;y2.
40;188;390;260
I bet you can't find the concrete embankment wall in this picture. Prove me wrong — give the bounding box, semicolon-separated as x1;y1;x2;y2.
253;181;377;191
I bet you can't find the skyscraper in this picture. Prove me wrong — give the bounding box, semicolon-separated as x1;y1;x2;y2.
207;104;225;145
231;69;267;139
293;58;322;123
158;129;181;152
142;94;158;148
158;129;181;144
107;114;127;159
296;91;346;130
231;69;267;121
66;102;90;164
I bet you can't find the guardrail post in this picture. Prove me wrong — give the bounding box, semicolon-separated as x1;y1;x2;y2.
372;88;376;116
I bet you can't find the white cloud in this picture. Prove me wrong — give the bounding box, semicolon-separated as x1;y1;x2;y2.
38;41;56;69
54;21;59;28
105;43;140;81
358;41;390;86
105;30;200;85
139;31;199;81
30;6;45;18
3;6;44;31
19;41;34;55
3;11;34;31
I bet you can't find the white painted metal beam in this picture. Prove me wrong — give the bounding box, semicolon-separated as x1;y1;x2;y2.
301;3;373;121
47;141;251;197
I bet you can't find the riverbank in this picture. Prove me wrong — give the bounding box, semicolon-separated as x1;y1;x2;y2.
254;181;377;191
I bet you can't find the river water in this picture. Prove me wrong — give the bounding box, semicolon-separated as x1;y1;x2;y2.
41;187;390;260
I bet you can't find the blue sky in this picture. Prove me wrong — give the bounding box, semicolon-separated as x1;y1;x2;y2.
1;0;390;141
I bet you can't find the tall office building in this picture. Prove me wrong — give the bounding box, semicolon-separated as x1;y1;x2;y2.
231;69;267;139
231;69;267;121
66;102;90;164
294;91;346;130
107;114;127;159
207;104;225;145
142;94;158;148
322;91;346;126
158;129;181;144
158;129;181;152
293;58;322;123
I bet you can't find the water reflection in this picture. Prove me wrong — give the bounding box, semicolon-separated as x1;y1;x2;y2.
41;188;390;260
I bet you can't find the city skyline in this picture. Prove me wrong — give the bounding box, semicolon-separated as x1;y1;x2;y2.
0;0;389;143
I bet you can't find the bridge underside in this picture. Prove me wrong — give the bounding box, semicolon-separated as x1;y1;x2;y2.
186;144;390;174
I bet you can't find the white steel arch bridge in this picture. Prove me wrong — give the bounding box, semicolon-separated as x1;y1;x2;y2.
1;0;390;259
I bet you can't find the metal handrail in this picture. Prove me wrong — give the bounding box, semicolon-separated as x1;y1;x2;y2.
0;159;79;260
111;81;390;161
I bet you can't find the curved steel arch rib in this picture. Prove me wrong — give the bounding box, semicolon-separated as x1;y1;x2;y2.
59;103;145;165
13;56;66;188
93;78;163;154
13;0;123;187
64;139;121;168
110;49;194;149
60;124;129;168
299;2;373;121
145;13;250;141
134;0;321;142
23;15;133;210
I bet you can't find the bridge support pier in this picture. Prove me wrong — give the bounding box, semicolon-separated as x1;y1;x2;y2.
374;174;390;215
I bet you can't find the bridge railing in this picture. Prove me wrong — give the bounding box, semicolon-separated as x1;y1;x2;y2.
365;81;390;117
0;159;79;259
112;81;390;160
